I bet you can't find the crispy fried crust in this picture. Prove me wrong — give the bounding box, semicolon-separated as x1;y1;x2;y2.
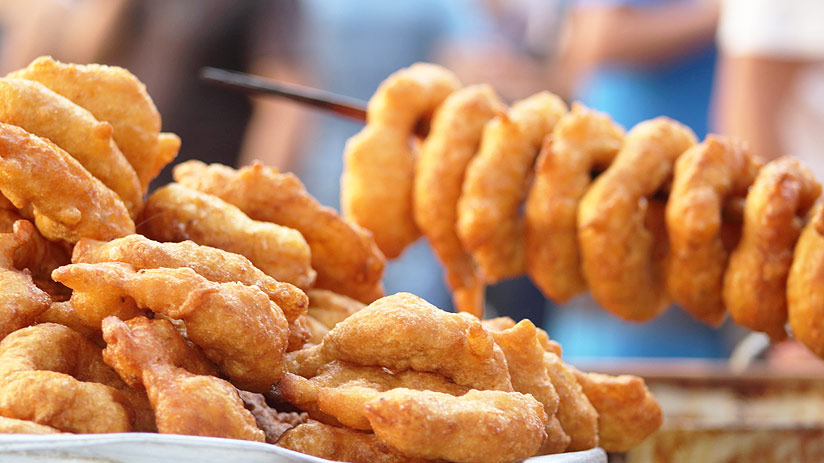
544;352;599;451
0;228;51;339
788;205;824;357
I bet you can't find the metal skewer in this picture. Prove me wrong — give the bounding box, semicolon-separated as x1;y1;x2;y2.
200;67;367;123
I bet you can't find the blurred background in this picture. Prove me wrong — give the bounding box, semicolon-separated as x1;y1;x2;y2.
3;0;823;363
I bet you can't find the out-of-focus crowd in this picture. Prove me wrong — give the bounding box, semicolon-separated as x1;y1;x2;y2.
2;0;822;361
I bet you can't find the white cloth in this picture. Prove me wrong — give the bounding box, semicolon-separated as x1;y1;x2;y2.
719;0;824;59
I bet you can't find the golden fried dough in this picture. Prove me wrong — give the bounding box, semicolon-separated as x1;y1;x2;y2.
0;415;61;434
10;56;180;191
54;263;289;392
321;293;512;391
578;117;696;321
141;183;315;290
307;289;365;330
73;235;308;323
0;228;51;339
365;388;547;463
278;420;431;463
544;352;599;451
0;324;132;433
174;161;385;302
540;416;572;455
572;368;662;452
341;63;461;258
458;92;567;282
414;85;505;316
724;157;821;341
525;105;624;302
788;205;824;357
239;390;306;444
0;123;134;243
102;317;263;441
0;217;70;296
0;78;142;217
666;137;761;325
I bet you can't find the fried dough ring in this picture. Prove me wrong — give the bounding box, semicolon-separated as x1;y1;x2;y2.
0;123;134;243
0;323;132;433
665;136;761;325
341;63;460;258
9;56;180;191
524;104;624;302
414;85;505;316
174;161;385;303
141;183;316;290
102;316;263;441
0;225;52;339
543;352;599;451
578;117;696;321
724;157;821;341
0;78;142;217
458;92;567;282
73;235;308;323
53;262;289;392
788;205;824;357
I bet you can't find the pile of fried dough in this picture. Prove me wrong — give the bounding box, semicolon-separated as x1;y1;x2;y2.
0;56;663;463
342;63;824;359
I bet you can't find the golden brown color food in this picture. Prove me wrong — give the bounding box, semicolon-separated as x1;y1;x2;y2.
141;183;315;290
666;137;761;325
101;316;263;441
0;226;51;339
414;85;505;316
9;56;180;191
175;161;385;303
524;105;624;302
788;205;824;357
578;117;696;321
572;368;662;452
0;415;62;434
278;420;431;463
307;289;366;330
0;217;70;296
320;293;512;391
341;63;461;258
458;92;567;282
0;324;132;433
53;263;289;392
364;388;547;463
72;235;308;323
239;390;306;444
0;122;134;243
0;78;142;217
724;157;821;341
544;352;599;451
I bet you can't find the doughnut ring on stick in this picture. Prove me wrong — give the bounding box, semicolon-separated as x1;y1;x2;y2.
665;136;761;326
578;117;696;321
724;157;820;341
341;63;460;258
458;91;567;282
524;104;624;303
9;56;181;192
788;205;824;358
414;85;505;316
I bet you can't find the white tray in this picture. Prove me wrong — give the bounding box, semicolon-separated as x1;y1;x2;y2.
0;434;607;463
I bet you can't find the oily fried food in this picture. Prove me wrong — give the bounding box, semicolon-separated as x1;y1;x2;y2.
278;420;431;463
239;390;306;444
540;416;572;456
320;292;512;391
341;63;461;258
174;161;385;303
0;123;134;243
9;56;180;191
364;388;547;463
0;323;132;433
303;315;328;345
307;289;365;330
0;78;142;217
525;105;624;302
788;205;824;358
724;157;821;341
0;217;70;295
53;263;289;392
544;352;599;451
572;368;662;452
101;316;263;441
458;92;567;282
0;415;61;434
578;117;696;321
141;183;315;290
414;85;505;316
0;227;52;339
666;137;761;326
73;235;308;323
36;301;101;343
